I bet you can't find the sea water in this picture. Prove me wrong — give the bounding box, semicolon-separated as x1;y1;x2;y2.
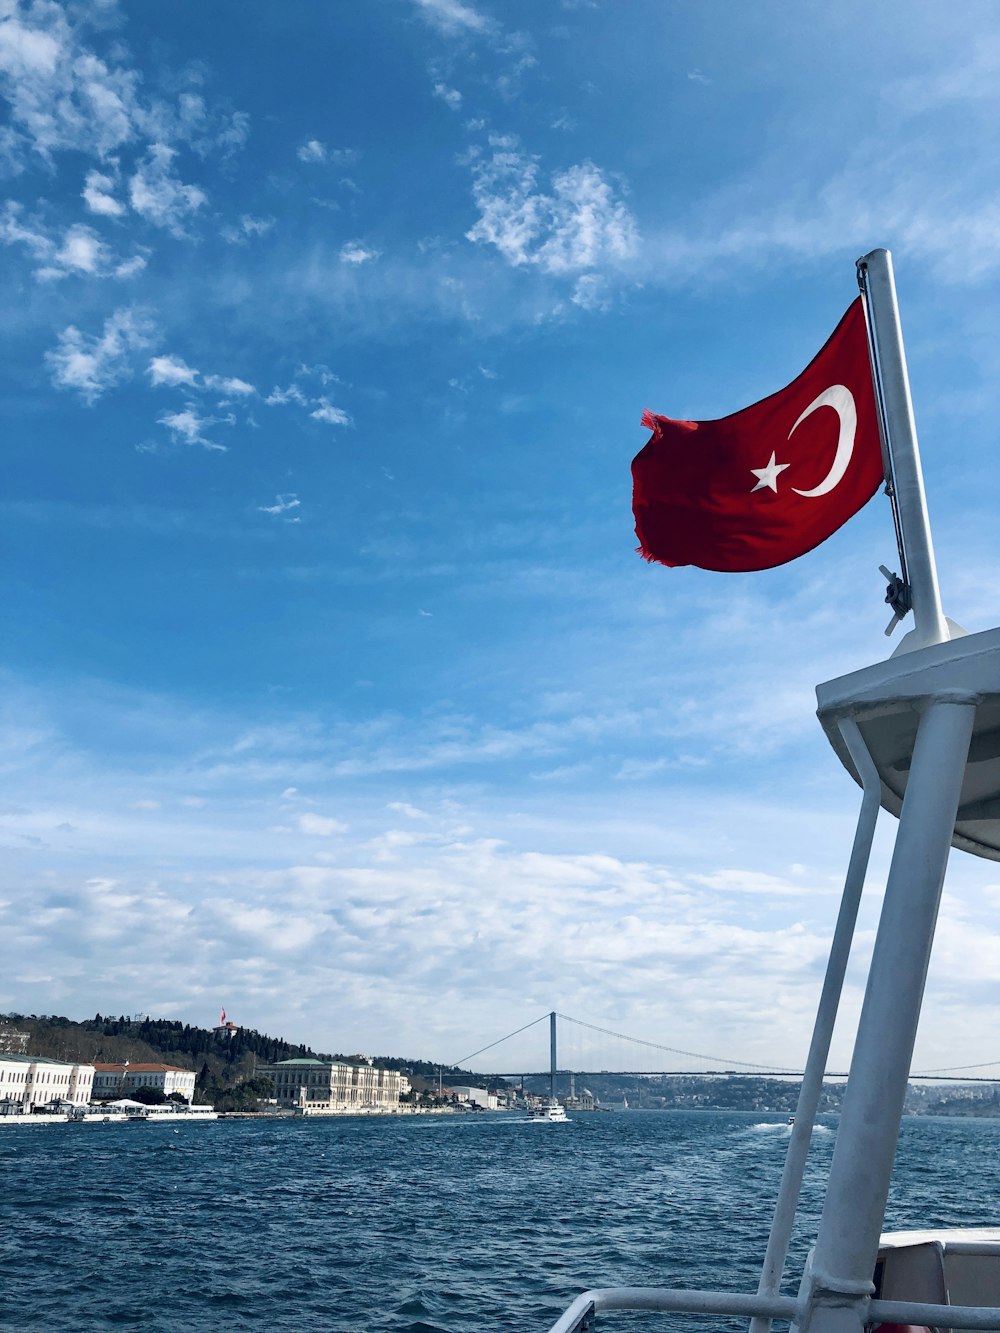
1;1110;998;1332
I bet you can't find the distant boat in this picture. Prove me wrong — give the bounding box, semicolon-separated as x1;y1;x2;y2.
527;1099;568;1123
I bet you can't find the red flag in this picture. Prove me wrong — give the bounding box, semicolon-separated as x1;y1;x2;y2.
632;299;884;572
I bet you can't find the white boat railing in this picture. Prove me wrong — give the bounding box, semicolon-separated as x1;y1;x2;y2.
547;1285;1000;1333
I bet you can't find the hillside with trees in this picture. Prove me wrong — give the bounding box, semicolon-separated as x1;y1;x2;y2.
0;1012;501;1111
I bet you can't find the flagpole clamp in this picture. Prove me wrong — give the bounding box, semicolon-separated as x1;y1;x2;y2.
879;564;912;637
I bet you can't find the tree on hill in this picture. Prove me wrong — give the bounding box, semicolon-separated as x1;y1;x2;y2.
129;1086;167;1105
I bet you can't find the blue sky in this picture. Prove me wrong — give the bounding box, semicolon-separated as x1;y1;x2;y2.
3;0;1000;1074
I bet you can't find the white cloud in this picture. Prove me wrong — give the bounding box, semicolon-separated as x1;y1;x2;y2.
128;143;207;235
266;384;308;407
148;354;199;388
204;374;255;397
0;3;249;175
387;802;431;820
0;203;143;281
339;240;380;265
467;145;639;280
571;272;610;311
310;398;351;426
433;82;463;110
413;0;495;37
297;812;348;836
82;168;124;217
0;200;49;258
45;307;154;404
157;405;231;451
221;213;275;244
265;377;352;426
0;5;138;162
258;494;301;517
147;357;255;400
51;224;105;275
113;254;146;278
297;138;327;163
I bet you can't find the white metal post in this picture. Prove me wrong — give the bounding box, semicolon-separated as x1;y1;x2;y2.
792;694;976;1333
748;721;881;1333
857;249;949;649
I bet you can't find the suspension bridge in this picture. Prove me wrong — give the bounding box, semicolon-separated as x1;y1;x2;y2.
450;1011;1000;1086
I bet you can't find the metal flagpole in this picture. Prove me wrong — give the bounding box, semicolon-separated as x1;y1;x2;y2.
790;252;969;1333
857;249;949;649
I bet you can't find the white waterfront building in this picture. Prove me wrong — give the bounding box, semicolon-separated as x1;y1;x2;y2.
259;1057;403;1114
447;1086;497;1109
92;1062;196;1103
0;1055;94;1113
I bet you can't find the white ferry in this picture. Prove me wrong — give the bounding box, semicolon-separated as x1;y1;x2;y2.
526;1099;568;1123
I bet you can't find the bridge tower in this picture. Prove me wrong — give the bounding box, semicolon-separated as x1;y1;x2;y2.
549;1010;557;1103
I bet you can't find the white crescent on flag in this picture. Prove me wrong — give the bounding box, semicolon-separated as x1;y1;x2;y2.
789;384;857;498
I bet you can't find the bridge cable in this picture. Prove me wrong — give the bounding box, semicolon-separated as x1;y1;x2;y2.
557;1012;800;1075
913;1058;1000;1075
452;1012;552;1068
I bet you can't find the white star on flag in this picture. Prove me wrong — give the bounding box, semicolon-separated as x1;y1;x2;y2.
750;452;791;493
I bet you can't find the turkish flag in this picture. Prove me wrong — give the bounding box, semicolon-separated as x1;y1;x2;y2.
632;299;885;572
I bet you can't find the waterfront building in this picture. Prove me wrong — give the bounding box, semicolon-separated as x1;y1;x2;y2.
92;1062;196;1103
447;1086;497;1109
0;1026;29;1054
259;1057;402;1114
0;1055;94;1113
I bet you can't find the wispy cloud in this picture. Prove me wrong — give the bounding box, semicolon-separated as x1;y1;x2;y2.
220;213;275;244
297;812;348;836
204;374;255;397
339;240;381;265
258;494;301;518
0;203;145;280
297;138;327;163
45;306;155;404
157;404;232;451
266;384;308;408
0;2;248;173
265;371;351;427
413;0;496;38
433;82;463;110
127;143;207;236
148;353;199;388
466;138;639;286
147;355;256;400
82;169;125;217
310;398;352;426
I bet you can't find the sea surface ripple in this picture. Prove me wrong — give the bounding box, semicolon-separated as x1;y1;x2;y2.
2;1110;998;1332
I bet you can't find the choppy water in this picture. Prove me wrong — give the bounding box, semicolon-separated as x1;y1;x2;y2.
2;1110;998;1332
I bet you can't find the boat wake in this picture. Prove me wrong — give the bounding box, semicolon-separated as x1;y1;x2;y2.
748;1121;832;1136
